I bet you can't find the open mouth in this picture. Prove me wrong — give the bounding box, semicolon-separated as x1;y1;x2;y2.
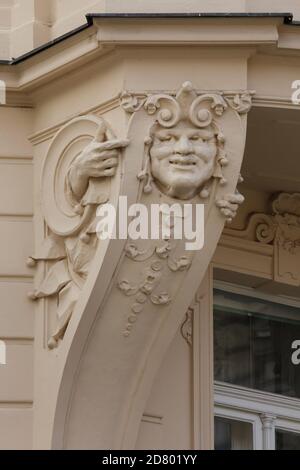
169;156;197;168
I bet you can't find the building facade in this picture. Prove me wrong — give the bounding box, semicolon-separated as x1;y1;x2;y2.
0;0;300;450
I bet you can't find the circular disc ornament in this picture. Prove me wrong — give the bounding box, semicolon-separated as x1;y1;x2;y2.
41;115;104;237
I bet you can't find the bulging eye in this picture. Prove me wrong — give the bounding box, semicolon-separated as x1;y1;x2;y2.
190;135;203;142
160;135;173;142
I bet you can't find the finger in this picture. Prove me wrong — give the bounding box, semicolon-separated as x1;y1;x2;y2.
91;149;119;160
227;193;244;204
221;208;234;217
94;120;107;143
103;158;118;167
96;158;118;170
88;140;130;152
216;199;228;208
218;203;237;216
226;203;239;212
90;150;119;161
103;168;116;177
87;169;109;177
96;139;130;151
105;126;117;141
86;167;117;178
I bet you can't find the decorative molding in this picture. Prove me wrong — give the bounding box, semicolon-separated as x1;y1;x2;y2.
121;89;255;116
215;381;300;423
253;95;300;110
31;92;291;149
225;192;300;286
192;268;214;450
180;308;193;346
119;260;169;338
29;96;120;146
260;413;277;426
94;17;281;47
214;280;300;309
121;93;300;113
260;413;276;450
141;414;163;426
119;240;193;337
0;214;33;221
4;90;34;108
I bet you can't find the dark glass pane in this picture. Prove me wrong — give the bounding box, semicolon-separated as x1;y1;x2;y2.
215;417;231;450
214;309;251;388
276;430;300;450
214;289;300;398
215;417;253;450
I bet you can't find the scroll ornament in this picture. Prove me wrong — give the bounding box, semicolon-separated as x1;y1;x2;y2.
225;192;300;286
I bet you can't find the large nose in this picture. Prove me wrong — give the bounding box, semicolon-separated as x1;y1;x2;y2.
174;135;193;155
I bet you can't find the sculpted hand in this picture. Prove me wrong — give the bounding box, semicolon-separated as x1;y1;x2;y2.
68;120;129;200
216;191;245;223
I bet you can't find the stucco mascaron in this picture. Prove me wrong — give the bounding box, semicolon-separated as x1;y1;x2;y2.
0;2;300;450
31;80;250;449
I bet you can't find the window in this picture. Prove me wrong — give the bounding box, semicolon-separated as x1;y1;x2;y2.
276;429;300;450
214;282;300;450
215;416;253;450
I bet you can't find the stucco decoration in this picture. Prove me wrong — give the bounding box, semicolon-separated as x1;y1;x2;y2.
122;82;249;221
225;192;300;286
28;115;129;348
29;83;252;351
114;82;251;337
181;308;193;346
42;82;252;449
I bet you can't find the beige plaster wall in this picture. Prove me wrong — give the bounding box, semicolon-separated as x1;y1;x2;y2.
106;0;247;13
9;1;51;58
0;0;13;58
0;105;34;449
51;0;104;37
132;327;192;450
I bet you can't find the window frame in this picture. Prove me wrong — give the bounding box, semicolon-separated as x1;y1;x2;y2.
213;281;300;450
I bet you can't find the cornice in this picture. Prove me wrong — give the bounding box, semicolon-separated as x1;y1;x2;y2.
2;13;300;93
215;381;300;422
28;92;299;147
0;12;295;68
253;95;300;109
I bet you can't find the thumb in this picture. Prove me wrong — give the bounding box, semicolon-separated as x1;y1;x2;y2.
94;120;107;143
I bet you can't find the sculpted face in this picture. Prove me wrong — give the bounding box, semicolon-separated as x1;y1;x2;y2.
149;122;218;199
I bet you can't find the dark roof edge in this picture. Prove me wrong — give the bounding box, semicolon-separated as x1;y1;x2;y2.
0;12;298;66
0;21;92;66
87;12;294;19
